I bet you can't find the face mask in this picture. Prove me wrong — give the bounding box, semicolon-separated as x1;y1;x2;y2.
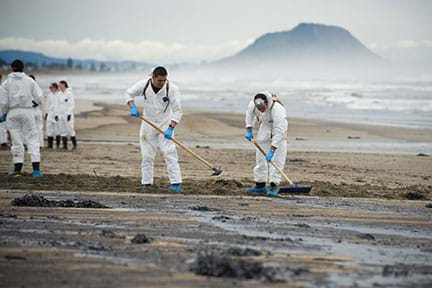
254;98;267;110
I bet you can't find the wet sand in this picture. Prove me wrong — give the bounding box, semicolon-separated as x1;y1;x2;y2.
1;190;431;287
0;100;432;287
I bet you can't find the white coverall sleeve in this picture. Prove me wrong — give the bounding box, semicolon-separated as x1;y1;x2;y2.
169;85;182;124
31;81;43;105
125;80;146;103
245;100;256;128
0;85;8;115
67;91;75;115
270;104;288;148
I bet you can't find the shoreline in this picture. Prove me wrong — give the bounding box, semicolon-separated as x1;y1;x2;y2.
73;99;432;155
1;99;431;201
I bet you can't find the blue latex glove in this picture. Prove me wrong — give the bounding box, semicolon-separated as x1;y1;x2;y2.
265;149;275;162
245;129;253;141
129;103;141;117
164;126;174;139
0;114;6;123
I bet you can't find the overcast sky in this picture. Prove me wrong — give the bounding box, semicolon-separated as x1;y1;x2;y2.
0;0;431;63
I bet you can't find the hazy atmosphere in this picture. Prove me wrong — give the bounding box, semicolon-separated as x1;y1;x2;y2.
1;0;431;64
1;1;432;288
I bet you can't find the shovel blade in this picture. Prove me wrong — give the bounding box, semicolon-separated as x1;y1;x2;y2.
211;166;223;176
279;186;312;194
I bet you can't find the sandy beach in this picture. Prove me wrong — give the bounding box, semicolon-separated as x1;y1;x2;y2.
1;100;432;287
1;99;431;199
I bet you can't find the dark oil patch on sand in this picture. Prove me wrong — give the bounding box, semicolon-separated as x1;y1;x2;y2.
1;173;431;200
11;194;109;208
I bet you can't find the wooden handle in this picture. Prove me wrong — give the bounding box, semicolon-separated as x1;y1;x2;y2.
138;115;215;170
250;139;294;185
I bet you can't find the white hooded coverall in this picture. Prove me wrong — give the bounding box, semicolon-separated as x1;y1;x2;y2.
0;122;7;144
57;88;75;137
125;78;183;185
46;91;59;137
0;86;8;144
1;72;43;164
245;91;288;185
33;83;44;147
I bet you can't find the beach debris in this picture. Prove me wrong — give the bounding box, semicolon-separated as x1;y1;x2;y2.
191;251;281;281
356;233;375;241
382;264;415;277
295;137;307;141
4;255;26;261
211;215;233;222
404;191;427;200
224;247;263;257
189;205;221;212
195;145;211;149
100;230;117;238
289;158;306;163
425;203;432;208
417;153;429;157
294;223;311;229
130;233;151;244
347;136;361;139
215;179;244;188
11;194;109;208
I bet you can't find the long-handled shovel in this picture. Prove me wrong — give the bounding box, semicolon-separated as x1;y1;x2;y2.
249;139;312;193
138;115;222;176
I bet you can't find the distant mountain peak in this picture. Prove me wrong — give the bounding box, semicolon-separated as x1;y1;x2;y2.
218;23;380;66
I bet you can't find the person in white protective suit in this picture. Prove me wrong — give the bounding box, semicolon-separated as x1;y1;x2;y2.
0;120;8;149
0;83;9;149
244;91;288;196
28;75;44;148
57;80;77;149
0;60;44;176
125;66;183;192
45;82;61;149
0;73;8;150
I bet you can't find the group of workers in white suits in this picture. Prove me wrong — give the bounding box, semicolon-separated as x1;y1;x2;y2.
1;61;288;196
126;66;288;196
0;60;76;176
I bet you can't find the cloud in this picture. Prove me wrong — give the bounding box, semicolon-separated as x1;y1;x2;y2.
0;37;254;63
368;40;432;63
368;40;432;50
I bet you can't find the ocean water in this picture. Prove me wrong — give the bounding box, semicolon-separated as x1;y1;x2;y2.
36;72;432;130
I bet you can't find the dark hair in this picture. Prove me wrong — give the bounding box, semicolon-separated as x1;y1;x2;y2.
152;66;168;77
254;93;268;105
59;80;69;88
11;59;24;72
50;82;58;89
29;74;36;81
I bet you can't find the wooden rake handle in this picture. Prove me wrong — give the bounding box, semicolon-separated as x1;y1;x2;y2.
138;115;216;171
250;139;294;186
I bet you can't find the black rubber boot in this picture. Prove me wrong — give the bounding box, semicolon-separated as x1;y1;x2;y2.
10;163;23;176
55;136;61;149
47;137;54;149
32;162;43;177
32;162;40;171
62;137;68;150
246;182;267;193
71;136;77;150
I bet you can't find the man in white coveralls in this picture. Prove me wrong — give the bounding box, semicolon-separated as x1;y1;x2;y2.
57;80;77;150
125;66;183;192
0;60;44;176
244;91;288;196
28;75;44;149
45;82;60;149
